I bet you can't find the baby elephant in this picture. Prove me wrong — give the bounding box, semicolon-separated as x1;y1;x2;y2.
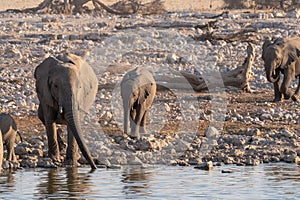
121;67;156;139
0;113;18;162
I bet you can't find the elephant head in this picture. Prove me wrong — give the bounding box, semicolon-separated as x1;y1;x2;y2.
34;53;98;169
262;37;300;83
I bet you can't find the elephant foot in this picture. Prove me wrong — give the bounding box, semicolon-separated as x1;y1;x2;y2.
272;97;281;102
49;154;62;163
64;159;80;167
291;95;299;102
284;95;291;100
65;152;81;167
283;91;292;100
129;133;140;140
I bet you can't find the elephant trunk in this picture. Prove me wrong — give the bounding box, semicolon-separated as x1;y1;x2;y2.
266;65;279;83
64;107;97;170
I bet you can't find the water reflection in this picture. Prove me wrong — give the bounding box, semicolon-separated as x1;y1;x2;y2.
0;170;16;194
36;167;93;198
121;167;153;196
264;164;300;182
1;163;300;199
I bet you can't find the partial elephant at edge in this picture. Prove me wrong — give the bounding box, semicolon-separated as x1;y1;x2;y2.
262;36;300;102
0;113;18;164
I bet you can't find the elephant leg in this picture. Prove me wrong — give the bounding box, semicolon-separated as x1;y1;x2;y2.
292;77;300;102
280;68;294;100
65;127;80;166
38;105;45;124
6;133;16;162
273;79;282;102
45;122;61;162
123;105;129;135
57;128;67;151
140;109;148;134
129;108;138;139
42;107;60;162
134;104;145;140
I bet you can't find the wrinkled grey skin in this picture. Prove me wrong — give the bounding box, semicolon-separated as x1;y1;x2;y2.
121;67;156;139
262;36;300;102
0;113;17;162
34;53;98;169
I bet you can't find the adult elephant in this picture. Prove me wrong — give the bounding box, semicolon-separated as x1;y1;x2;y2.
262;36;300;102
0;113;18;162
34;53;98;169
121;67;156;140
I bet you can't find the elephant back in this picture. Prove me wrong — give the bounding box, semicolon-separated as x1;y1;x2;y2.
121;67;155;95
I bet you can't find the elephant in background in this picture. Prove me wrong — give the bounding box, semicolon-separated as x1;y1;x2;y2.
34;53;98;169
262;36;300;102
121;67;156;140
0;113;18;162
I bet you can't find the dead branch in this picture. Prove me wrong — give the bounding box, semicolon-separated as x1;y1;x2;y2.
115;20;217;30
10;0;165;15
194;27;259;44
93;0;139;15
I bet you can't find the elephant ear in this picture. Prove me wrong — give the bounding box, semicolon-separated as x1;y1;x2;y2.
285;46;300;67
34;56;58;107
282;42;300;68
74;57;98;113
262;38;272;61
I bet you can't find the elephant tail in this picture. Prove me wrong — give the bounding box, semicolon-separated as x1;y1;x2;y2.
17;131;23;143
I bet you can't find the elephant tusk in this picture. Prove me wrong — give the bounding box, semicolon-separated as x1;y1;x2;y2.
59;106;63;114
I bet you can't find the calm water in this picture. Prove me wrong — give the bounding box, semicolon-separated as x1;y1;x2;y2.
0;163;300;199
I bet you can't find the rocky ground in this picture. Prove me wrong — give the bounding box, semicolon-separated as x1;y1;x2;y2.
1;8;300;170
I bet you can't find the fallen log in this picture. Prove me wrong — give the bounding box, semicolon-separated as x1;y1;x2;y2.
155;43;255;92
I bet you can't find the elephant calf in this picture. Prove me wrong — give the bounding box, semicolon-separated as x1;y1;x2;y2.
0;113;18;162
262;36;300;102
121;67;156;139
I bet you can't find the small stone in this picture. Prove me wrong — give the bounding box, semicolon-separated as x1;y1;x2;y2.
32;149;43;157
15;145;28;155
164;103;171;112
221;169;233;173
167;53;180;64
245;157;260;166
259;113;273;121
194;161;213;171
